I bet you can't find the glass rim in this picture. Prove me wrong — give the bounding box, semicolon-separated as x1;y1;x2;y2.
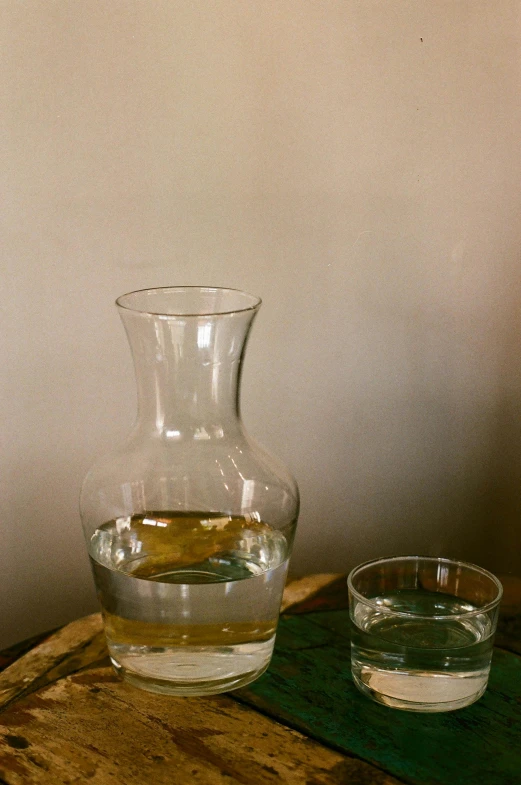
347;555;503;619
115;286;262;317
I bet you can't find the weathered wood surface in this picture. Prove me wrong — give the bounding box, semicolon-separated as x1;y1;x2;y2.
0;615;106;711
0;573;520;785
238;608;521;785
0;667;401;785
279;574;344;613
0;574;400;785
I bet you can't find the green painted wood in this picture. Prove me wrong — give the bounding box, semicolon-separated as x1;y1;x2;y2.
236;610;521;785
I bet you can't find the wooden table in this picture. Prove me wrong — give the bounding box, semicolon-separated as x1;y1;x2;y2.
0;574;520;785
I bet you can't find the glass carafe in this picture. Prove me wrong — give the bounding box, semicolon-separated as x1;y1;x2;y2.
80;287;299;695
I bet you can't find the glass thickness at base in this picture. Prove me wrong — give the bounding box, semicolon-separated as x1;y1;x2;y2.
108;638;274;696
351;666;488;712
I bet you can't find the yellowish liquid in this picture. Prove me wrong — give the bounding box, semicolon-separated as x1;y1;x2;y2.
89;511;291;694
103;614;276;648
104;511;277;578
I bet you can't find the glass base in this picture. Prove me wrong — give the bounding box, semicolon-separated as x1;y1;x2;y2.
112;660;269;696
109;642;273;696
352;668;488;712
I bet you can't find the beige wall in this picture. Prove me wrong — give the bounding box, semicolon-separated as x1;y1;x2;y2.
2;1;521;647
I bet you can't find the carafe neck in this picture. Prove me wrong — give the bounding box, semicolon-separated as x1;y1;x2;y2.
119;308;257;439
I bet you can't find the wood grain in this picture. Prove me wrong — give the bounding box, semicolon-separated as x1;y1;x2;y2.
0;667;401;785
280;573;344;613
0;615;106;711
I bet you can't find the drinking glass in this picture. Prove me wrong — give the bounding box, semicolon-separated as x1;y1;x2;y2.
348;556;502;712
